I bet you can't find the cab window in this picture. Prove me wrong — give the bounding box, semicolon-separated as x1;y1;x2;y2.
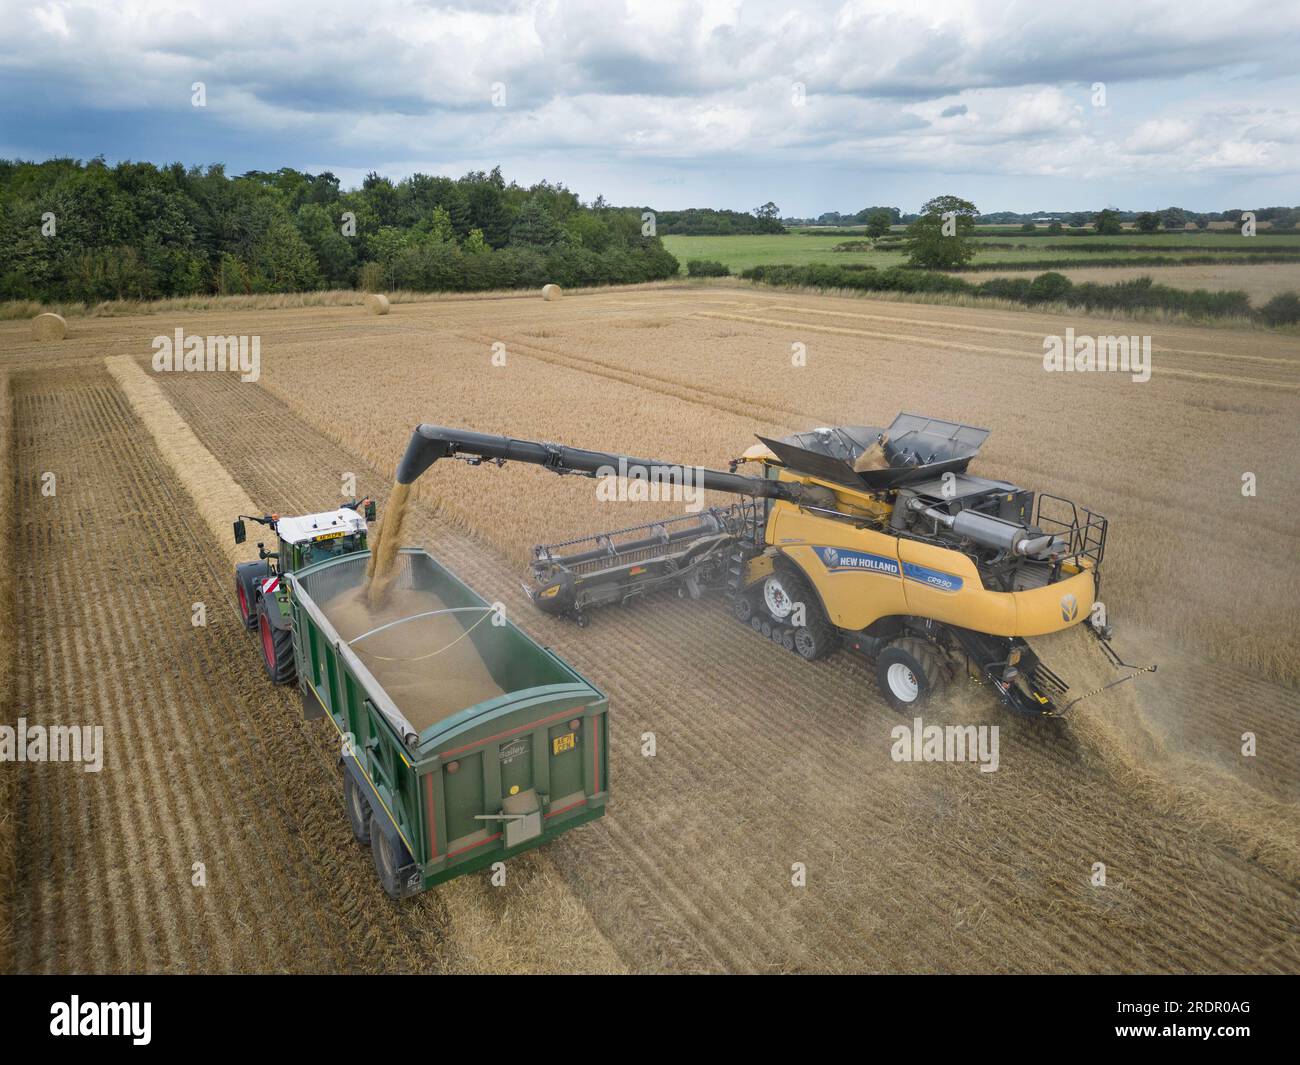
298;533;362;566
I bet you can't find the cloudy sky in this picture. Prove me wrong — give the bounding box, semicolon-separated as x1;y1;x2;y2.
3;0;1298;214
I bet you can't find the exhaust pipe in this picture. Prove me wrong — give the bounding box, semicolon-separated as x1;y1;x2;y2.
911;501;1064;558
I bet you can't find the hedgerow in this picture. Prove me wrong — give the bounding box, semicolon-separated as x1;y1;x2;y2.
740;263;1281;322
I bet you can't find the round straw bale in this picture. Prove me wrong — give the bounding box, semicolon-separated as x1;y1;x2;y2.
31;312;67;341
365;293;391;315
541;284;562;301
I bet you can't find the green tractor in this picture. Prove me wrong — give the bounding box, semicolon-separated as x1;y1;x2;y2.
232;499;377;684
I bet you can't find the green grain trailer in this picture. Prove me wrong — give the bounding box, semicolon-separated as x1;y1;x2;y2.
235;517;609;899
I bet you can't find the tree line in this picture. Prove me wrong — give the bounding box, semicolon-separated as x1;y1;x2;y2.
0;159;679;303
637;205;786;236
792;205;1300;231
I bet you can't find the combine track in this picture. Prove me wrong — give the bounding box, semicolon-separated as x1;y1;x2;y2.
158;366;1300;974
9;367;455;973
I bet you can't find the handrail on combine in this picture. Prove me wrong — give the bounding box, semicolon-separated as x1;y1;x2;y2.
1034;493;1107;569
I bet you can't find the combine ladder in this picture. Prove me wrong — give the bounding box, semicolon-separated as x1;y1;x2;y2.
724;504;765;602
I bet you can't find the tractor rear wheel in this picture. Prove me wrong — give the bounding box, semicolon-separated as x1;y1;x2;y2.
258;601;296;685
344;771;372;844
876;637;947;713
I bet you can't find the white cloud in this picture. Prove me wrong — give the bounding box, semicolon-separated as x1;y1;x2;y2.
1;0;1298;207
1126;118;1197;153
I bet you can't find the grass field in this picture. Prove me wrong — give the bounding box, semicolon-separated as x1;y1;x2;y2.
1;285;1297;973
663;234;909;272
663;231;1300;276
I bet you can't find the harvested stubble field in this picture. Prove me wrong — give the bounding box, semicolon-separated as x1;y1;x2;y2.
0;284;1297;973
944;262;1300;303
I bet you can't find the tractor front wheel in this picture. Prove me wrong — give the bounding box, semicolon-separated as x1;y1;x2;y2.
258;602;296;685
234;560;270;630
876;637;947;713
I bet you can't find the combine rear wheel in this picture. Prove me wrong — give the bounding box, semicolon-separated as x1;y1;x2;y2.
876;637;946;712
257;601;296;685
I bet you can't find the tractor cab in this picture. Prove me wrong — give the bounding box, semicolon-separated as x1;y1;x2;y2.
233;500;375;576
232;500;377;659
272;508;371;573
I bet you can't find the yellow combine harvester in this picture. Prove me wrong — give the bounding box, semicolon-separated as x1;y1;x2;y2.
394;414;1151;717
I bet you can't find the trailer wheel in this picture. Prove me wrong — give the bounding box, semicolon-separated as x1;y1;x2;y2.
370;817;406;899
344;772;372;844
257;601;296;685
876;637;947;712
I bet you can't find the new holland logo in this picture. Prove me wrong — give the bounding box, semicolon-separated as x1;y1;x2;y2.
814;546;900;576
1060;593;1079;622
